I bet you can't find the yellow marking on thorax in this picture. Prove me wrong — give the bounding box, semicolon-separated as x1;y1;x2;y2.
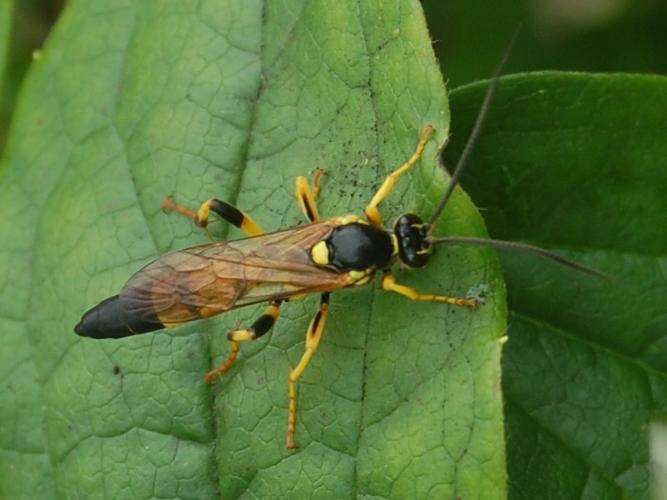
311;241;330;265
334;214;363;225
347;268;373;286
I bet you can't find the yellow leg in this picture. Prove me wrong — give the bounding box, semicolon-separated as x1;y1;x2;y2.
287;292;330;448
312;168;325;200
162;196;263;237
204;301;282;384
204;339;239;384
381;272;478;308
364;125;434;226
295;168;325;222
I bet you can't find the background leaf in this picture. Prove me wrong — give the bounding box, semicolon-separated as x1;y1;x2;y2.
445;72;667;499
0;1;12;86
0;0;505;498
0;0;14;151
422;0;667;88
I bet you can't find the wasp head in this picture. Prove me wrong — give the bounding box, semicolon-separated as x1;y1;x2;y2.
394;214;431;268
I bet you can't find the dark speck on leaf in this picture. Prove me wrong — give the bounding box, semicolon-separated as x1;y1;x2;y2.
112;365;121;375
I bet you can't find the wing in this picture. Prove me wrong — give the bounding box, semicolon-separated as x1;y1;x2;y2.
118;219;349;327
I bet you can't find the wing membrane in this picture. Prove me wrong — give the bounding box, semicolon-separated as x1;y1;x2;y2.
119;220;348;326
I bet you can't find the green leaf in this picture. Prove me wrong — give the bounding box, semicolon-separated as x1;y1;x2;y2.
446;72;667;499
0;8;52;500
0;0;506;497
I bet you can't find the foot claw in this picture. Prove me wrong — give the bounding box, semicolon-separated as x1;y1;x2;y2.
161;195;176;211
204;370;218;384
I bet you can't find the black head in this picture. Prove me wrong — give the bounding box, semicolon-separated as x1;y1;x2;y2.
394;214;431;268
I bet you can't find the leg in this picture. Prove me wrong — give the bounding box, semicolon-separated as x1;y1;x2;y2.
204;300;282;383
364;125;434;226
381;272;478;308
287;292;330;448
295;168;325;222
162;196;263;237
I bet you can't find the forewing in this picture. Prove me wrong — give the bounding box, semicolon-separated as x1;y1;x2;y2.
119;220;347;326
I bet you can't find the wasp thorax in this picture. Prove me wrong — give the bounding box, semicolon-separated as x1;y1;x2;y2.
394;214;431;268
323;222;393;271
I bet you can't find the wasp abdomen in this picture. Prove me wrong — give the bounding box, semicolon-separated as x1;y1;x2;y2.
74;294;164;339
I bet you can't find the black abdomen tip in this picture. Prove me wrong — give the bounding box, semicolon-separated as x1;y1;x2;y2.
74;294;163;339
75;295;133;338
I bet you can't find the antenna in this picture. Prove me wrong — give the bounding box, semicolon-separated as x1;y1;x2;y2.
424;26;607;280
426;236;610;279
425;26;521;231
